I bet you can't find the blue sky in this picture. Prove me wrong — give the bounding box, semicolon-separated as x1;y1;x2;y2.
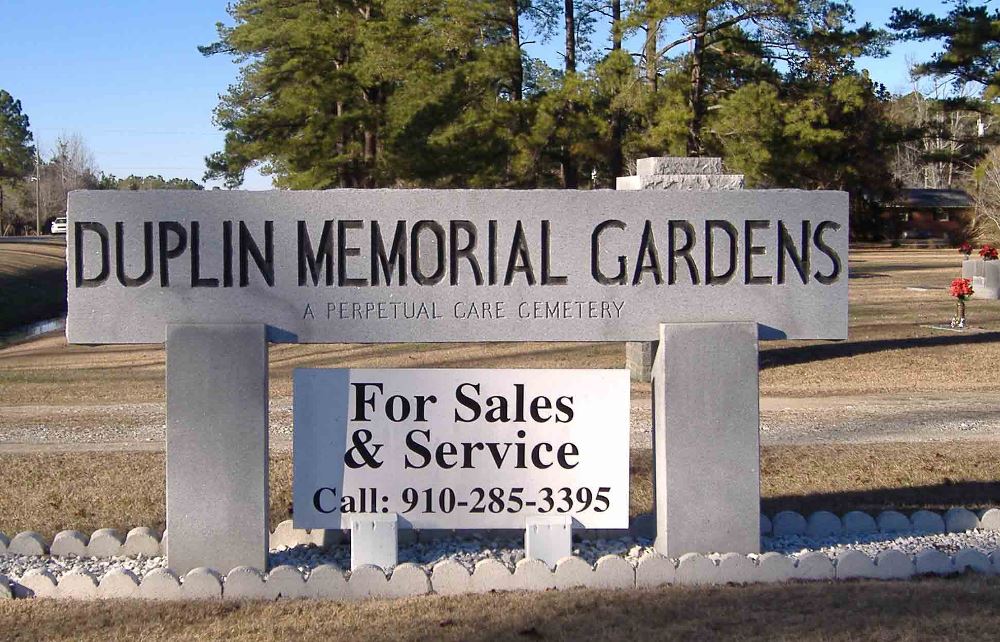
0;1;950;190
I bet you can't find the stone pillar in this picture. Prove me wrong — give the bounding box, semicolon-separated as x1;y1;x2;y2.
166;324;270;574
651;322;760;557
617;157;744;381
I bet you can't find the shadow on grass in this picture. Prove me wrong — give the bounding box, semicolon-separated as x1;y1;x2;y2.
760;332;1000;369
0;263;66;334
763;481;1000;515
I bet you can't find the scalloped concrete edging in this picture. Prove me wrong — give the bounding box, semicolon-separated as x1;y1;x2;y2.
3;508;998;561
4;546;1000;601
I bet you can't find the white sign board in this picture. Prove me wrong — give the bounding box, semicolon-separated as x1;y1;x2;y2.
293;368;630;529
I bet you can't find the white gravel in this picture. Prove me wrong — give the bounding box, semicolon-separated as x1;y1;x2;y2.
4;529;1000;582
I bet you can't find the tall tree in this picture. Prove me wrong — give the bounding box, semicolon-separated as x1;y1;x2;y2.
0;90;35;233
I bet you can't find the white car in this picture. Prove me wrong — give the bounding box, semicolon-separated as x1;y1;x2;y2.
50;217;67;234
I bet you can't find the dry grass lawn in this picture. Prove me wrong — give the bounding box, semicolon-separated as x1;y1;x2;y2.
3;576;1000;641
3;441;999;538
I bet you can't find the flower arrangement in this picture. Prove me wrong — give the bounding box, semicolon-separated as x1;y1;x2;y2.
980;244;998;260
950;277;974;328
959;241;973;258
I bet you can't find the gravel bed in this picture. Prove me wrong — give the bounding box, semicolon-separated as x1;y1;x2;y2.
4;530;1000;582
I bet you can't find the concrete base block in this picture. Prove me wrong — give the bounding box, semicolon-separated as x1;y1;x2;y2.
593;555;635;589
637;157;723;176
183;568;223;599
772;511;807;536
17;569;58;598
616;174;745;191
794;552;835;580
137;569;182;600
349;565;390;600
717;553;758;584
525;516;572;568
877;511;911;532
512;558;557;591
626;341;656;382
653;322;760;557
760;515;772;535
57;570;99;600
167;323;269;575
51;531;88;557
123;527;161;557
980;508;1000;531
757;552;795;583
873;550;914;580
915;549;954;575
87;529;124;557
0;575;11;600
554;557;593;589
98;568;140;599
471;559;513;593
306;564;349;599
954;549;992;575
911;510;946;534
10;531;47;556
806;512;842;537
835;550;876;579
266;565;309;599
842;511;877;534
0;532;8;555
224;567;268;600
945;508;979;532
431;560;472;596
676;553;718;585
635;553;676;588
351;514;398;571
386;563;430;598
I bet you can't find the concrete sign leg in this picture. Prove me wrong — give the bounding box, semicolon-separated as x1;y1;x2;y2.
166;324;269;575
652;322;760;557
351;514;399;571
525;516;572;567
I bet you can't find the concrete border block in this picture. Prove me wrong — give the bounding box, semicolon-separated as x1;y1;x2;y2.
756;552;795;583
87;528;124;557
471;559;513;593
525;516;571;568
554;556;593;589
944;508;979;533
637;156;724;176
224;566;269;600
794;552;835;581
630;514;655;539
842;511;877;534
0;532;8;555
806;512;842;537
760;514;772;535
835;550;876;579
430;560;472;596
0;575;11;600
10;531;47;556
51;530;89;557
56;570;99;600
348;564;390;600
271;520;313;549
306;564;349;600
266;565;308;599
512;558;556;591
772;512;807;536
351;515;398;571
183;568;223;599
635;553;676;588
98;568;140;599
877;510;911;533
593;555;635;589
138;568;182;600
954;548;992;575
717;553;758;584
17;569;58;598
873;550;914;580
123;527;161;557
911;510;946;534
915;549;954;576
979;508;1000;531
387;563;431;598
676;553;718;585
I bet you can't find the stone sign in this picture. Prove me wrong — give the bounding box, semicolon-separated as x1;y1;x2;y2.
66;189;848;344
293;368;630;529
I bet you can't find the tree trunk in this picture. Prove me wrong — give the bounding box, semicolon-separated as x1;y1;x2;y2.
564;0;576;74
610;0;624;180
686;10;708;156
510;0;523;101
644;17;657;89
362;87;380;188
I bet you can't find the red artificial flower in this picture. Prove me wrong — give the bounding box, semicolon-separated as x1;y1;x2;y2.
959;241;973;255
980;244;998;260
950;277;974;299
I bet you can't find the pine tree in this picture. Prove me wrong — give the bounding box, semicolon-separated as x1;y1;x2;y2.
0;90;35;233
